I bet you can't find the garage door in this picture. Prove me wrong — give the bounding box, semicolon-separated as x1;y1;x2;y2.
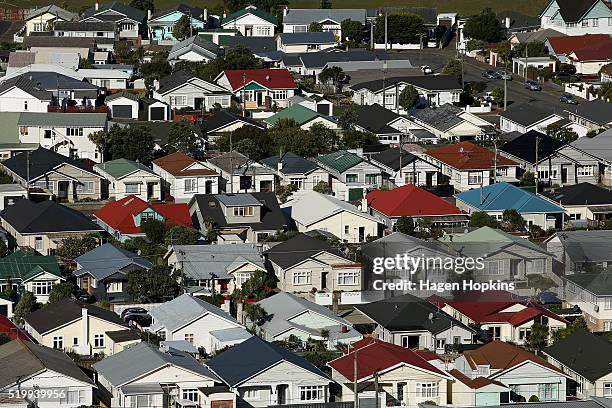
150;107;165;120
113;105;132;118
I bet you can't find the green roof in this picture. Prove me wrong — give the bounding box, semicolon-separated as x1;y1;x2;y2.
265;105;325;126
317;150;363;173
18;112;108;127
441;226;543;250
566;272;612;295
222;7;277;26
0;250;61;282
0;113;22;144
94;158;156;179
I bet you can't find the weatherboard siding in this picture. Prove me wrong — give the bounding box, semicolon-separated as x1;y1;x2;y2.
495;362;567;401
222;14;276;37
0;87;50;113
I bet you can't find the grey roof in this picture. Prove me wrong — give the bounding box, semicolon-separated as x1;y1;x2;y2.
543;182;612;206
2;147;96;181
10;72;98;92
7;51;36;68
370;148;420;171
363;231;457;257
572;128;612;162
347;103;403;134
283;9;366;25
105;91;139;102
0;75;52;100
73;243;153;281
283;191;380;226
202;110;265;133
23;36;114;48
216;193;263;207
552;230;612;262
222;36;277;53
168;35;220;60
264;233;348;269
261;152;319;175
500;103;560;126
82;1;146;23
54;21;115;31
300;49;388;69
352;75;461;92
18;112;107;127
566;99;612;126
157;70;214;94
513;28;565;43
206;336;328;387
169;244;265;281
151;4;206;21
93;342;218;387
0;339;94;389
566;272;612;295
209;327;253;343
279;32;336;45
26;5;77;22
149;293;241;333
411;104;464;132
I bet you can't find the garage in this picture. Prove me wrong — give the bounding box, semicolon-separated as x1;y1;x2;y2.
150;106;166;120
112;105;133;118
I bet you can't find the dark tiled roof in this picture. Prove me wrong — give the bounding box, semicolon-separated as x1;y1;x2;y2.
349;103;403;134
300;49;388;69
0;76;52;100
567;99;612;125
500;103;559;127
23;36;114;48
261;152;318;175
82;1;146;22
548;0;600;23
202;110;265;133
500;130;565;164
151;4;205;21
279;32;336;45
2;146;96;181
264;233;343;268
544;182;612;206
220;36;277;53
370;148;419;171
411;104;463;132
352;75;461;92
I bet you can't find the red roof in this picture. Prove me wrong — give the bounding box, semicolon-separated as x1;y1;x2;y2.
94;195;191;234
328;338;449;381
366;184;463;217
0;315;31;341
222;68;297;91
425;141;517;170
547;34;612;56
570;40;612;61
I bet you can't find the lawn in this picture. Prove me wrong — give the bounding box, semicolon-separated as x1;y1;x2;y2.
24;0;546;18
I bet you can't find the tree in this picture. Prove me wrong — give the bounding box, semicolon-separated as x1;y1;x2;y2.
521;171;535;186
514;41;548;58
140;219;167;246
88;130;110;161
443;59;463;85
107;125;156;163
244;303;268;329
399;85;419;110
165;225;201;245
341;130;379;149
13;292;38;324
599;82;612;102
173;15;192;41
309;122;340;153
313;181;332;194
237;270;274;300
546;123;578;144
468;81;487;95
48;282;76;304
395;216;415;235
463;9;503;42
79;58;93;69
167;121;199;154
469;211;499;228
216;126;272;161
276;184;298;203
529;396;540;403
114;41;132;62
56;234;99;260
129;0;155;12
491;87;505;106
338;106;358;130
502;209;525;231
308;22;323;32
318;66;344;92
127;266;179;303
552;317;587;341
374;13;424;44
341;19;363;43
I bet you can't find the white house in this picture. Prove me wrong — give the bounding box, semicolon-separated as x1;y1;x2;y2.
78;69;130;90
80;2;145;40
276;32;336;53
154;71;232;111
282;8;367;39
540;0;612;36
0;76;52;113
54;21;116;39
23;5;77;37
104;91;139;119
94;158;162;201
221;6;277;37
500;103;564;134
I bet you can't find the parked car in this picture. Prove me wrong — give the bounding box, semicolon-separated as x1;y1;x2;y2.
121;307;150;323
559;63;577;75
482;70;499;79
497;70;512;80
524;80;542;91
127;314;152;328
554;71;572;82
560;93;578;104
76;290;95;304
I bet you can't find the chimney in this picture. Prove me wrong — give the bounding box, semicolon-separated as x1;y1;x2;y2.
95;2;99;10
153;78;160;90
505;16;511;29
147;9;152;20
236;301;244;325
360;188;368;212
283;5;289;17
223;11;227;19
277;160;283;172
81;306;88;354
203;8;208;23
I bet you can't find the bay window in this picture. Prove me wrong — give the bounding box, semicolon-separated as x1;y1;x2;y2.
293;271;311;285
337;271;359;285
416;382;438;398
299;386;324;401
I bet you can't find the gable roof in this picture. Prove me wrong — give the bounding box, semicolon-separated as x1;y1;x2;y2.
365;231;457;255
279;32;336;45
369;148;421;171
463;340;562;373
449;369;507;390
500;130;565;164
264;233;350;269
261;152;319;175
284;9;366;25
350;103;404;134
105;91;139;102
299;49;389;69
565;272;612;295
1;199;102;234
410;104;465;132
441;226;546;251
94;158;157;179
82;1;146;22
500;103;561;127
548;230;612;263
317;150;363;173
426;141;517;170
455;182;564;214
545;0;603;23
25;298;126;335
352;75;461;93
572;128;612;162
74;243;152;281
222;6;278;26
1;147;98;182
152;152;219;177
264;104;330;127
544;182;612;206
547;34;612;55
168;35;220;60
202;110;265;133
220;69;297;91
566;99;612;125
157;70;227;94
206;336;327;387
26;5;77;22
513;28;565;43
93;341;217;387
544;329;612;382
366;185;463;217
570;41;612;61
0;339;93;389
0;250;61;282
0;75;52;100
150;4;206;21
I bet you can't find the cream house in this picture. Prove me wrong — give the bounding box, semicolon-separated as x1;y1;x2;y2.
94;158;162;201
24;5;77;36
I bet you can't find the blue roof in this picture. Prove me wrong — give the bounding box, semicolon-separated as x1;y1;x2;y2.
454;182;564;214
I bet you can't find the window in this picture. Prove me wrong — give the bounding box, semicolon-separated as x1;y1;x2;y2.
299;386;325;401
468;172;482;185
344;225;349;235
337;271;359;285
157;330;166;341
519;328;532;340
235;272;251;287
130;395;154;407
66;127;84;137
527;258;545;273
293;271;311;285
609;17;612;25
184;333;194;344
184;178;197;193
19;126;28;136
272;90;288;100
256;26;271;36
604;383;612;397
125;183;140;194
294;25;308;32
210;95;230;106
24;100;28;111
107;281;122;293
31;281;52;295
477;365;490;376
582;20;589;27
72;337;79;346
94;333;104;348
77;181;95;194
345;174;358;183
182;389;198;402
233;206;254;217
538;383;558;401
171;95;187;106
307;44;321;50
365;174;378;185
604;297;612;310
592;18;599;27
32;180;54;192
488;326;501;341
416;383;438;398
53;336;63;349
242;388;260;400
435;338;446;350
577;165;594;177
63;390;85;405
454;172;461;184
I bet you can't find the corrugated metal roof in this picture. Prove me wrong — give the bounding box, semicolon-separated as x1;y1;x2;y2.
18;112;107;127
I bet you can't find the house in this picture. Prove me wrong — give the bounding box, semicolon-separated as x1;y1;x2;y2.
440;227;556;284
264;104;338;130
448;369;511;407
509;28;564;50
94;342;228;408
94;195;191;241
282;8;367;39
1;147;104;201
568;41;612;75
17;113;107;163
23;299;140;356
287;93;334;116
215;68;297;109
544;329;612;398
0;339;95;408
23;5;77;36
351;75;462;112
572;129;612;185
328;338;454;406
369;148;440;187
545;229;612;274
148;4;207;43
454;341;568;402
167;35;220;65
277;32;336;53
0;75;52;113
261;152;329;191
77;68;130;89
104;91;140;119
22;35;111;56
499;130;601;186
149;293;251;353
220;6;277;37
94;158;162;201
0;199;103;255
73;243;153;304
429;291;567;345
545;34;612;63
153;70;232;111
206;336;331;407
54;21;116;40
165;243;266;294
347;103;428;144
500;103;564;134
351;293;475;353
4;71;99;105
455;182;565;230
293;49;399;78
140;96;170;121
563;271;612;332
188;192;286;243
540;0;612;36
543;182;612;225
0;250;63;304
206;151;276;193
316;150;383;201
365;184;467;230
566;99;612;133
152;151;220;202
202;110;266;143
281;191;381;243
264;233;362;294
423;142;519;192
81;2;146;40
410;104;494;141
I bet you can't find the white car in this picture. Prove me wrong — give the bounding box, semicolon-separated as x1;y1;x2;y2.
421;65;433;75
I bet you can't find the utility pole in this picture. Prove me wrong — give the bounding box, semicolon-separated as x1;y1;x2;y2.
382;60;387;109
398;133;404;182
25;151;30;199
188;10;193;37
374;371;379;408
493;138;498;183
395;82;399;114
535;135;539;195
241;72;246;117
229;132;234;193
370;20;374;49
384;11;388;52
178;249;186;294
353;348;359;408
524;44;528;84
504;59;508;111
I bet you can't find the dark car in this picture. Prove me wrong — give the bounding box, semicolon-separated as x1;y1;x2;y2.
554;71;572;82
127;314;152;328
76;290;95;304
560;93;578;104
121;307;149;322
524;80;542;91
559;63;577;75
482;70;499;79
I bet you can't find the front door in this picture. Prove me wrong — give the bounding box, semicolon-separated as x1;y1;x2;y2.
277;385;288;405
194;97;204;110
147;183;155;200
358;226;365;242
321;272;328;290
57;181;69;201
561;166;568;184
